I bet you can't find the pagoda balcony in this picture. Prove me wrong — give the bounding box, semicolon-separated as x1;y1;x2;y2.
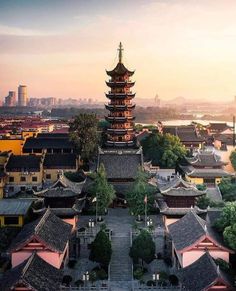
105;92;135;99
107;128;134;135
106;81;135;88
105;104;135;111
105;140;135;147
105;116;135;123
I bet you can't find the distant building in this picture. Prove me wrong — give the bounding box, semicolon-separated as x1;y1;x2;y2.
5;91;16;107
28;97;57;108
18;85;28;107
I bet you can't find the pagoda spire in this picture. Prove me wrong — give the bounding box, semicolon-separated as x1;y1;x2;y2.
118;42;123;63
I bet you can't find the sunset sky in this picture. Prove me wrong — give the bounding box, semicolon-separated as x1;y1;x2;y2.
1;0;236;103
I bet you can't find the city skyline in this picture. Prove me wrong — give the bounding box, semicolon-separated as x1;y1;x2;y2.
1;0;236;102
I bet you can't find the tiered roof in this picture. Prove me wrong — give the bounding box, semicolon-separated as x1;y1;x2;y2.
185;151;226;168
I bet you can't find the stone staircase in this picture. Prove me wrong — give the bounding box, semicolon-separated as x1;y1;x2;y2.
110;233;132;282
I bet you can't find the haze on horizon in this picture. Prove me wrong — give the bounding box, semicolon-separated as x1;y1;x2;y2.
1;0;236;103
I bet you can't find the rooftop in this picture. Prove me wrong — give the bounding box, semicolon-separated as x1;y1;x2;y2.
178;252;233;291
185;150;226;167
6;155;42;172
0;199;33;215
168;210;232;253
43;153;77;169
9;208;72;253
0;253;62;291
23;136;75;150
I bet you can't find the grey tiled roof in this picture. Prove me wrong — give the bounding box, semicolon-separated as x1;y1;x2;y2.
0;199;33;215
162;187;205;197
6;155;42;171
98;152;142;179
9;209;72;253
168;210;230;252
178;252;233;291
0;253;62;291
185;151;226;167
43;153;77;169
23;137;74;150
159;176;194;192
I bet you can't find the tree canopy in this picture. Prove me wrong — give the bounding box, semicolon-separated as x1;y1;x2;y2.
141;133;187;168
89;230;112;267
69;113;99;162
215;202;236;250
230;150;236;171
129;230;155;265
90;164;115;215
126;167;155;216
218;177;236;201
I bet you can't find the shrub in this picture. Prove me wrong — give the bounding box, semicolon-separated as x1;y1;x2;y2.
169;274;179;286
147;280;156;286
62;275;72;286
96;268;108;280
75;280;84;287
133;267;144;280
68;259;77;268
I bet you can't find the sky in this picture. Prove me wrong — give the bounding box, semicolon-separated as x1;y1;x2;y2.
1;0;236;102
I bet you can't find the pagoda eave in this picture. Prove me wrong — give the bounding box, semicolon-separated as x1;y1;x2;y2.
105;140;135;147
105;116;135;123
105;104;135;111
105;81;135;88
105;93;135;99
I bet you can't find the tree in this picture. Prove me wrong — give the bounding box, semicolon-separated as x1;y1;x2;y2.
218;177;236;201
129;230;155;266
89;230;112;267
90;164;115;216
230;150;236;171
126;167;155;217
141;133;186;168
196;196;211;209
213;202;236;251
215;202;236;232
69;113;99;162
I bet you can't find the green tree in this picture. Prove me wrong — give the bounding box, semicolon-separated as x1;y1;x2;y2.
230;150;236;171
69;113;99;162
223;223;236;250
89;230;112;267
90;164;115;216
141;133;186;168
126;167;155;217
129;230;155;266
215;202;236;232
196;195;211;209
219;177;236;201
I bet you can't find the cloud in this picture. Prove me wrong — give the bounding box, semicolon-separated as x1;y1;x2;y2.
0;24;53;36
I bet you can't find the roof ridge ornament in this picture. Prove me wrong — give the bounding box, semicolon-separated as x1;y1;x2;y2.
118;42;123;63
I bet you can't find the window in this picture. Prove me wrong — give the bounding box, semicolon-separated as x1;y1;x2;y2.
20;186;26;192
20;176;26;182
9;186;14;192
4;216;19;225
32;186;37;191
46;174;51;179
9;177;14;182
32;176;37;182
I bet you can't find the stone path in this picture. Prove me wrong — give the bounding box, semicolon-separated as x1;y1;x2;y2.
106;208;133;290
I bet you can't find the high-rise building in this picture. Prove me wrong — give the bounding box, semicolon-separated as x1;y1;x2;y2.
5;91;16;107
18;85;28;106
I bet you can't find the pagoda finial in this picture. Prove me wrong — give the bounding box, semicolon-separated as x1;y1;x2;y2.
118;42;123;63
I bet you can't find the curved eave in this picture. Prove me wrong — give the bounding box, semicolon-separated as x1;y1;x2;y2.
105;140;135;147
105;81;135;88
106;63;135;77
105;104;135;111
107;128;134;135
105;93;136;99
105;116;135;123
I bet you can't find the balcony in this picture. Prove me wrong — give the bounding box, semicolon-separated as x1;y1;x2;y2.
105;104;135;111
107;128;134;135
106;81;135;88
105;92;135;99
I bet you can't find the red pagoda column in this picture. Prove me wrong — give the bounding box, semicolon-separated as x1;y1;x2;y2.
105;42;136;147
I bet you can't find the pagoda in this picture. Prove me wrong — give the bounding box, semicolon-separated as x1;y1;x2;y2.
105;42;136;147
98;43;143;199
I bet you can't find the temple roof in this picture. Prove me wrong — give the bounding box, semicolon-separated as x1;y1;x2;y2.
185;150;226;167
43;153;77;169
9;209;72;253
6;154;42;172
98;148;142;180
106;62;134;77
163;125;204;142
23;136;75;150
181;165;231;178
159;176;199;192
0;199;33;215
0;253;62;291
168;210;233;253
177;252;233;291
157;199;206;216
